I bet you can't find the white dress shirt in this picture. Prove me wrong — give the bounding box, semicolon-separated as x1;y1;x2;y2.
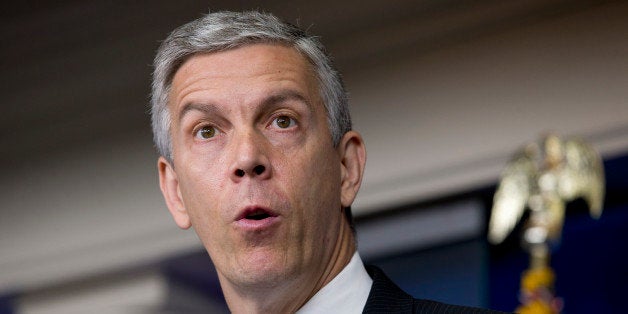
296;252;373;314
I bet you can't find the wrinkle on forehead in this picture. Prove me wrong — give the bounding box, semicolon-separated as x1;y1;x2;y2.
169;43;322;120
178;90;315;125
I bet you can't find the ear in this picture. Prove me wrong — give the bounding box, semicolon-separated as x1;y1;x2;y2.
158;156;191;229
337;131;367;208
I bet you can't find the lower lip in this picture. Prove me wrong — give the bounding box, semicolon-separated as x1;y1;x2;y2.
234;216;281;231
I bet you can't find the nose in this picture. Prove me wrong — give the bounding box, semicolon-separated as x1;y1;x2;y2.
230;130;272;182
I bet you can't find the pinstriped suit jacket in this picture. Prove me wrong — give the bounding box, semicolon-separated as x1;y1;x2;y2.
362;266;509;314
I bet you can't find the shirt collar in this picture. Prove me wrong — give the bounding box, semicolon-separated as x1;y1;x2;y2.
296;252;373;314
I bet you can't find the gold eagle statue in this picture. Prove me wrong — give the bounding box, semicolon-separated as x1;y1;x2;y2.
488;134;605;246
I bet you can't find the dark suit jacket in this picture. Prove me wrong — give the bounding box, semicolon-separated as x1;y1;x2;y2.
362;266;508;314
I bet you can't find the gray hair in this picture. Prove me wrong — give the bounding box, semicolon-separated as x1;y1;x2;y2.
150;11;351;163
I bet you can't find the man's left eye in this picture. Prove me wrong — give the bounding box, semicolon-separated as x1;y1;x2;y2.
273;115;296;129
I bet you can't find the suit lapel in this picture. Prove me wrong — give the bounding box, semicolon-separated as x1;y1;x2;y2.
362;265;414;313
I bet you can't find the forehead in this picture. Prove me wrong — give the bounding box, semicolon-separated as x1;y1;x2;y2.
170;44;318;99
166;44;326;125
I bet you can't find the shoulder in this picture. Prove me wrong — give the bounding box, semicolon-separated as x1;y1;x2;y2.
410;299;509;314
363;265;510;314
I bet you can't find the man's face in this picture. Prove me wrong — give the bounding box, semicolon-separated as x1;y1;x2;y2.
158;44;360;288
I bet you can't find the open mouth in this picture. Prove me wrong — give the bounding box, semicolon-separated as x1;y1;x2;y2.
239;207;277;221
235;206;280;230
246;210;272;220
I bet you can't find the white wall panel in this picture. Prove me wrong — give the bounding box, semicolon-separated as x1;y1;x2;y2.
349;2;628;213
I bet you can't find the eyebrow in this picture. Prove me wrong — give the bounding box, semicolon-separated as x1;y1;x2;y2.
178;90;314;122
258;90;314;114
179;102;221;122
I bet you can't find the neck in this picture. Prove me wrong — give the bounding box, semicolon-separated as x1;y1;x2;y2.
221;219;356;314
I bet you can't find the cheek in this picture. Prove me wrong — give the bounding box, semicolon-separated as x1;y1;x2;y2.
177;161;229;228
178;142;230;193
287;147;342;215
178;177;235;259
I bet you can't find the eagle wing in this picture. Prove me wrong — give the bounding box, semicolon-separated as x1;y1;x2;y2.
558;138;605;218
488;146;538;244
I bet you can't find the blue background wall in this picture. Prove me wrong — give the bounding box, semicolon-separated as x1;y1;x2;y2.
490;154;628;313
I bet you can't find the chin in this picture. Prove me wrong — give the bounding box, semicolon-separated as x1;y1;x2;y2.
217;248;292;286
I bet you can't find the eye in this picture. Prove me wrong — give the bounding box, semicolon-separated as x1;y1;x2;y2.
273;115;296;129
195;125;218;139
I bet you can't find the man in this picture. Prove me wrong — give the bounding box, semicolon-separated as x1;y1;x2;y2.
152;11;505;313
